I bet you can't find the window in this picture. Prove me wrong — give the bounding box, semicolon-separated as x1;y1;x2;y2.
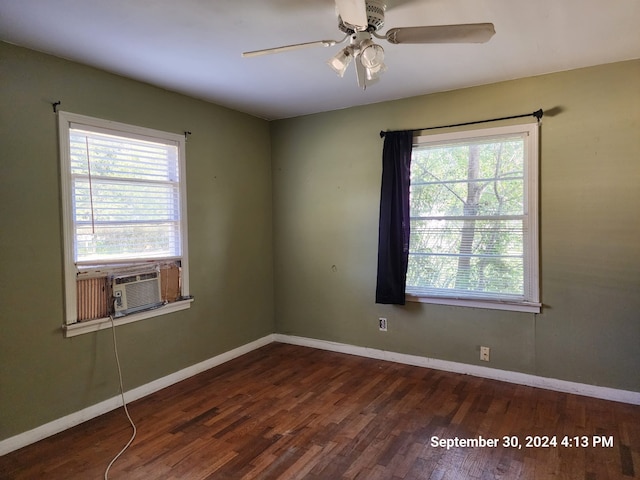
58;112;191;335
406;123;540;312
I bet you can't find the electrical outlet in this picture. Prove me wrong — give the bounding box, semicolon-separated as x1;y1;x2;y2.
480;346;490;362
378;317;387;332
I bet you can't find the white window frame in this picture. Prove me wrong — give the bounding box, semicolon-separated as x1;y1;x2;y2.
58;111;192;336
406;122;540;313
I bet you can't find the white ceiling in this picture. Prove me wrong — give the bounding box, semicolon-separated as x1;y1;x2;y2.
1;0;639;120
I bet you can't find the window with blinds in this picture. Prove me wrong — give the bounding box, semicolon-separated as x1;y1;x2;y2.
406;123;540;312
58;111;190;328
69;126;182;264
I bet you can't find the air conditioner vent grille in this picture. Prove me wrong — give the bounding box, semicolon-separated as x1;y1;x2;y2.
113;271;163;317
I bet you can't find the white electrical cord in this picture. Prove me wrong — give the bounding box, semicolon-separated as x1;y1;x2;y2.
104;316;137;480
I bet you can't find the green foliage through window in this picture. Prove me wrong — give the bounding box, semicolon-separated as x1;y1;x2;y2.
407;128;536;302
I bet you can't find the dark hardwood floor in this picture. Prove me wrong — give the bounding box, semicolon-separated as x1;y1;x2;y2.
1;342;639;479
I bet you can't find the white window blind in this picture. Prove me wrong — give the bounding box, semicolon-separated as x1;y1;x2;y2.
69;126;182;265
407;123;539;311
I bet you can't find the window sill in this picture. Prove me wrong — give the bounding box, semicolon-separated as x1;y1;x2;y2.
405;294;541;313
63;298;194;338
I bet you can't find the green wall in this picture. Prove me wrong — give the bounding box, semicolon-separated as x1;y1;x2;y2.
2;40;638;445
0;42;274;440
271;60;640;392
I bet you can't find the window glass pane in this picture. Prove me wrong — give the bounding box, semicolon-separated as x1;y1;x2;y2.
408;130;530;300
69;128;182;264
411;135;524;217
408;219;524;296
73;180;180;223
70;129;179;182
76;223;180;263
410;180;524;217
406;254;524;298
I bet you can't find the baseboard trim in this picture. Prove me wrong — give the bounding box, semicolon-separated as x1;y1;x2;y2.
3;332;638;456
0;334;275;456
273;334;640;406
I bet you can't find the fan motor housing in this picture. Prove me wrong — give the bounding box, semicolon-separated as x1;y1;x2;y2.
339;0;386;34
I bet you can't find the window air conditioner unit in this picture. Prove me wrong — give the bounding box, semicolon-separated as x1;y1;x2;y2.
112;271;163;317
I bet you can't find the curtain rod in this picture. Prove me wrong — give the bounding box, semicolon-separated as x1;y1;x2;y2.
379;109;543;138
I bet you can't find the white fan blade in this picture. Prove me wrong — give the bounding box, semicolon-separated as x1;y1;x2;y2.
242;40;338;57
335;0;368;30
385;23;495;44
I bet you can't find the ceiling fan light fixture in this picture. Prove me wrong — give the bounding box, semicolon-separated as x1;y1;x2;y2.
359;39;385;69
327;46;354;77
365;61;386;81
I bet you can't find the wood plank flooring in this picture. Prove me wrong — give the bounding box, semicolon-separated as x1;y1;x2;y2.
1;342;639;479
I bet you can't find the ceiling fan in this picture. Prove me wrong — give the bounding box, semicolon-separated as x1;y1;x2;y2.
242;0;495;89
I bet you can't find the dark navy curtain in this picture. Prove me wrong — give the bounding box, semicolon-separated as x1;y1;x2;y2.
375;131;413;305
